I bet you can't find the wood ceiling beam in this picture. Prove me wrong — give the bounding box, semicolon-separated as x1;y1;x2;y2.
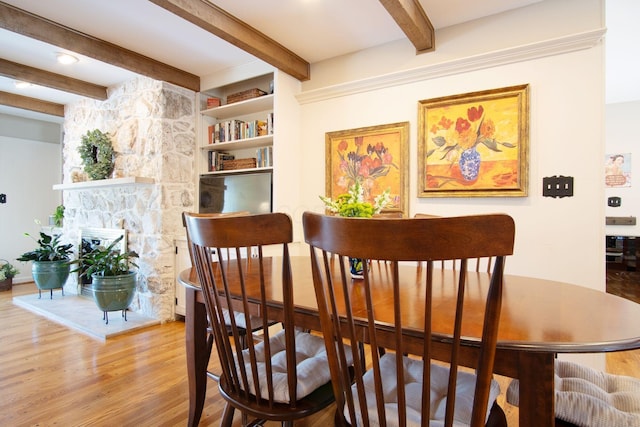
0;1;200;92
379;0;435;52
0;58;108;100
148;0;310;81
0;90;64;117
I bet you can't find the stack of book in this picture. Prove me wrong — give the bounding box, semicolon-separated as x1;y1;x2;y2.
207;152;235;171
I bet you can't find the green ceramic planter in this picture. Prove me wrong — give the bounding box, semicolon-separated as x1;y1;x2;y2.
32;260;70;298
91;272;136;323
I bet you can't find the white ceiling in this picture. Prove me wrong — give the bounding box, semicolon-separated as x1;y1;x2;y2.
0;0;634;123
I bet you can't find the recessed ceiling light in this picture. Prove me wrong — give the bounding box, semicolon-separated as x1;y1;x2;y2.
14;81;33;89
57;53;79;65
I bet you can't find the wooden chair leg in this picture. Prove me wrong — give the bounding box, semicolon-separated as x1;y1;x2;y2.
221;403;235;427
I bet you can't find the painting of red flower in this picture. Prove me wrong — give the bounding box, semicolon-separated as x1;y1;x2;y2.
326;122;409;216
418;85;529;197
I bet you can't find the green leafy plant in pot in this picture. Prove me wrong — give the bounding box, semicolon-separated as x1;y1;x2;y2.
16;232;74;299
51;205;65;227
0;260;19;292
72;235;139;324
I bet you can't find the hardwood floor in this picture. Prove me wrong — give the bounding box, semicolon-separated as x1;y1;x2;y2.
0;283;334;427
1;280;638;426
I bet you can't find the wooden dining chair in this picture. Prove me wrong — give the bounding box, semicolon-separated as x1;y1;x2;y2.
184;212;337;426
414;213;494;272
182;211;264;382
303;212;515;427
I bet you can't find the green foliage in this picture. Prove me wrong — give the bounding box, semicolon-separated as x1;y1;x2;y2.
0;260;19;281
319;180;391;218
79;129;114;180
16;232;74;262
53;205;65;227
72;235;139;277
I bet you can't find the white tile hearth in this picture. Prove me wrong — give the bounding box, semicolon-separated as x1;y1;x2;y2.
13;293;160;341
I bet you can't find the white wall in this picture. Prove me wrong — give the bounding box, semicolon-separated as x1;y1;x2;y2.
605;101;640;236
0;136;62;283
295;0;606;291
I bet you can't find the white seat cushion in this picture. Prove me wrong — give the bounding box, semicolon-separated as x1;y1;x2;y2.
506;359;640;427
237;329;349;403
345;354;501;427
222;308;260;330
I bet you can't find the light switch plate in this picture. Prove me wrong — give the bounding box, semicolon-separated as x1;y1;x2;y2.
608;196;621;207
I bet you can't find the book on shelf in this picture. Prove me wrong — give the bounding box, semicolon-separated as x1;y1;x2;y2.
256;147;273;168
211;114;273;144
207;97;221;108
267;112;274;134
208;152;235;171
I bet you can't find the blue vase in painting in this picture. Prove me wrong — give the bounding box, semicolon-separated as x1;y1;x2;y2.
459;147;481;181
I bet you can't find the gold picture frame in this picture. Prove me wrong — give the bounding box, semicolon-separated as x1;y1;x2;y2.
325;122;409;216
418;84;529;197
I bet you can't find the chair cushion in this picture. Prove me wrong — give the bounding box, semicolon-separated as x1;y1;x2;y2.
238;329;345;403
506;359;640;427
345;353;501;427
222;308;259;330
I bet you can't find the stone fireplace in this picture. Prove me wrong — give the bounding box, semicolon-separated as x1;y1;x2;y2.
58;77;196;321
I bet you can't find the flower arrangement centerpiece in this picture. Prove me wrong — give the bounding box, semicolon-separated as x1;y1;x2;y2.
0;260;19;291
319;180;391;278
319;180;391;219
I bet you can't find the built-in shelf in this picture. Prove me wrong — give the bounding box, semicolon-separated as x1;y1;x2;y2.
201;94;273;120
200;166;273;176
53;177;154;190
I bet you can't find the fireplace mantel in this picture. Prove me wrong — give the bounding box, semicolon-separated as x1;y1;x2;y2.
53;177;154;190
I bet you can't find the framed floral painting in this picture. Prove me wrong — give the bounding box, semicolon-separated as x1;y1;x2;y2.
418;84;529;197
325;122;409;216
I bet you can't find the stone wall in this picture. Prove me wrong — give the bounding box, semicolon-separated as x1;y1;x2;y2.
60;77;196;321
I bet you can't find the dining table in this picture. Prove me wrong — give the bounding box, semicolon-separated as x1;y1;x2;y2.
178;256;640;427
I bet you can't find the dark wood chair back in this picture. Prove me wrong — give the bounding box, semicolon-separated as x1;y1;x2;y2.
303;212;515;427
184;212;335;426
414;213;494;272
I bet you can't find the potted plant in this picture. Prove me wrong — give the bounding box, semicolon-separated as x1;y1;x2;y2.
16;231;73;298
0;260;19;292
320;180;391;277
50;205;65;227
72;235;139;324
